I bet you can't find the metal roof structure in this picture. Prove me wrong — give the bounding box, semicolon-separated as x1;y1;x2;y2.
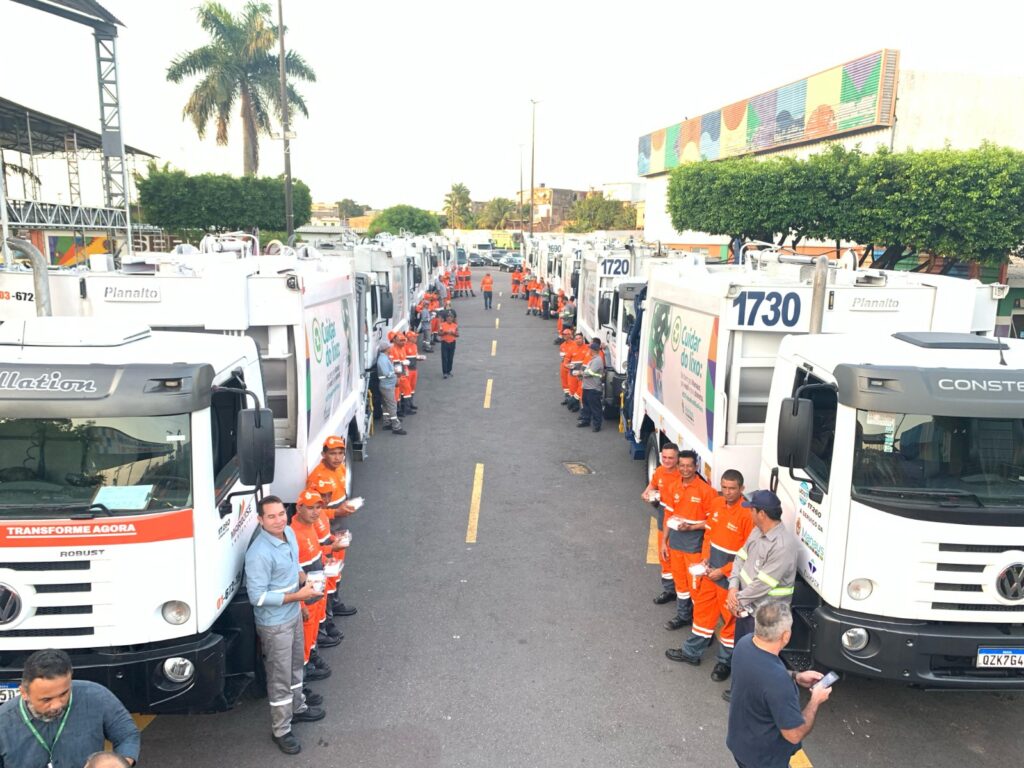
0;97;153;156
10;0;121;29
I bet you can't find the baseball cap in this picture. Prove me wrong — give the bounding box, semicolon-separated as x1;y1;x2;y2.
323;436;345;451
742;490;782;513
297;489;323;507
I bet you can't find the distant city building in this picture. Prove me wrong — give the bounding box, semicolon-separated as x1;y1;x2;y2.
637;49;1024;253
309;202;342;227
514;185;589;231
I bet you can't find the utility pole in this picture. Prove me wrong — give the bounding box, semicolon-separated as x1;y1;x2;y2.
529;99;537;237
277;0;294;242
518;144;524;238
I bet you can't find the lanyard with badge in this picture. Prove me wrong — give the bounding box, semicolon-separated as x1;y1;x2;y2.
18;691;73;768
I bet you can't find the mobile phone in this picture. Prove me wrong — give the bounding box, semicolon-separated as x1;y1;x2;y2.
814;671;840;689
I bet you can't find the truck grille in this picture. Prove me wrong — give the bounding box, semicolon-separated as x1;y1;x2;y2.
917;543;1024;615
0;560;98;639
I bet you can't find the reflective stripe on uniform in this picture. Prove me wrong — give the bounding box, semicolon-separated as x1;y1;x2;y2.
756;570;780;588
691;623;715;638
710;542;738;556
736;547;749;560
676;591;690;600
768;585;795;596
269;697;293;707
739;570;753;585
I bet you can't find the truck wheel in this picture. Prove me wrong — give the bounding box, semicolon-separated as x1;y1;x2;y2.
645;432;661;483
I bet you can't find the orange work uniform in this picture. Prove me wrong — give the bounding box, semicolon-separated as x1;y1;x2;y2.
290;516;325;663
663;474;716;607
690;496;755;652
511;268;522;297
481;275;493;292
558;335;575;398
556;294;566;332
388;340;413;401
307;463;346;520
403;336;420;395
313;511;342;595
567;340;590;405
649;465;681;592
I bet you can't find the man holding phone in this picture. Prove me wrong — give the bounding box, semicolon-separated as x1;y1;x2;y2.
726;602;833;768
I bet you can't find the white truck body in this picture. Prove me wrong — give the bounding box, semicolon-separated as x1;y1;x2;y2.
0;316;270;710
629;252;1024;688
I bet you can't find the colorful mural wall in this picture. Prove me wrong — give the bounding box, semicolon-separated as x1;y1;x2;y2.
47;235;110;266
638;50;899;176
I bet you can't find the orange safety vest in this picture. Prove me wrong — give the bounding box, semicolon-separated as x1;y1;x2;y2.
701;496;755;584
481;275;494;291
439;321;458;343
291;518;323;570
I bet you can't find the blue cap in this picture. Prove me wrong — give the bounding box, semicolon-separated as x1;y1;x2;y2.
742;490;782;513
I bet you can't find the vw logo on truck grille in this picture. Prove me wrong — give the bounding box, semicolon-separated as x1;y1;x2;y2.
996;563;1024;601
0;584;22;625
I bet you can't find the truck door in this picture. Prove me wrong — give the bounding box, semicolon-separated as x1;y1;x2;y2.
776;369;838;593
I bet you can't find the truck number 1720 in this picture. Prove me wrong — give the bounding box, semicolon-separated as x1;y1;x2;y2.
601;259;630;276
732;291;801;327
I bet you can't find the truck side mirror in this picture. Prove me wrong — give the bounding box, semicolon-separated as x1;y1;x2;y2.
430;255;438;269
379;289;394;320
598;297;612;326
571;270;580;295
413;265;423;284
777;397;813;469
237;408;275;486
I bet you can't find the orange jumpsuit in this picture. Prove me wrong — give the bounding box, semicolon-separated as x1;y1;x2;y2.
403;336;419;395
663;475;716;604
690;496;755;651
290;517;325;663
558;336;575;397
649;465;682;591
388;340;413;401
481;275;493;293
307;463;346;520
556;294;566;332
313;511;342;596
511;268;522;297
567;340;590;405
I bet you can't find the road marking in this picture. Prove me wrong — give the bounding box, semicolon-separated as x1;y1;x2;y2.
466;463;485;543
484;378;493;408
647;517;659;564
499;291;503;297
491;340;497;356
497;302;501;310
133;714;157;731
790;749;813;767
495;317;500;329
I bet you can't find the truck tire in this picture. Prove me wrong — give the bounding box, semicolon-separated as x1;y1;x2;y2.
645;432;661;483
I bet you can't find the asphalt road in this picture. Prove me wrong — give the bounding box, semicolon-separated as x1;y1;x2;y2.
141;269;1020;767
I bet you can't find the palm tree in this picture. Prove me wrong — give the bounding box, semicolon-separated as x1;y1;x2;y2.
443;183;472;229
166;2;316;176
481;197;515;229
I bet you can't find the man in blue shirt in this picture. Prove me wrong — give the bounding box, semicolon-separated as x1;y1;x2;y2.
0;648;140;768
726;602;832;768
245;496;325;755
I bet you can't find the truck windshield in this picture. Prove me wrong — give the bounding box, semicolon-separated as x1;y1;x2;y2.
851;410;1024;509
0;415;192;517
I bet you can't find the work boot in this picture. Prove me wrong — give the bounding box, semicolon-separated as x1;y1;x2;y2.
302;688;323;706
407;397;418;412
653;590;675;605
323;620;343;640
292;706;326;723
303;662;331;682
665;615;691;630
392;427;407;435
332;601;357;616
711;663;731;682
316;630;341;648
665;649;701;665
273;732;301;755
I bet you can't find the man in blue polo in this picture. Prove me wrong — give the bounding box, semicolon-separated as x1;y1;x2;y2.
246;495;325;755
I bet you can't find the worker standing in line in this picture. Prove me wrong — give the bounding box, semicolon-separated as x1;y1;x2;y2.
558;328;575;405
309;474;357;619
722;489;799;702
554;290;567;337
660;449;716;631
481;273;494;309
511;265;522;298
290;491;334;674
666;469;753;682
641;441;681;605
403;329;422;412
388;332;416;417
560;296;577;341
439;310;459;379
465;265;476;297
418;300;434;353
306;436;354;520
566;331;589;412
575;338;605;432
376;341;406;435
428;291;442;344
244;496;325;755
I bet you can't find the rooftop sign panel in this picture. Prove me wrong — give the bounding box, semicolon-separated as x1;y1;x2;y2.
638;49;899;177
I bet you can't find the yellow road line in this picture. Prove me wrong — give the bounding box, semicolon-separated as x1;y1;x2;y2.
790;749;813;767
495;317;500;329
133;714;157;731
491;339;497;356
646;517;659;564
484;378;493;408
466;463;485;543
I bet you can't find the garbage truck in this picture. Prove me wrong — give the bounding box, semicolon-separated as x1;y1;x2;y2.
627;248;1024;688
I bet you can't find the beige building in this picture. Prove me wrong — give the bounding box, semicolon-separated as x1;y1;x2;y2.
514;185;589;231
309;202;342;227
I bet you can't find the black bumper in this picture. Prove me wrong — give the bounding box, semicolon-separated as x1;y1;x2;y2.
0;632;247;713
811;604;1024;690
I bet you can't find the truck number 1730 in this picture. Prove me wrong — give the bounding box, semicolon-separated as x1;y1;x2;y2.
732;291;801;328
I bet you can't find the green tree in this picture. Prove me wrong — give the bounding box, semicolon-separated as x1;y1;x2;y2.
443;183;472;229
136;161;311;231
565;194;638;233
367;205;440;237
336;198;367;219
166;1;316;176
477;197;516;229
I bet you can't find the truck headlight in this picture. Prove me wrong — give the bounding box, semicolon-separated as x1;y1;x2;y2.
842;628;870;652
162;657;195;684
847;578;873;601
161;600;192;625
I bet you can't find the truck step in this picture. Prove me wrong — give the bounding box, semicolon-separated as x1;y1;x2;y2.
781;650;814;671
